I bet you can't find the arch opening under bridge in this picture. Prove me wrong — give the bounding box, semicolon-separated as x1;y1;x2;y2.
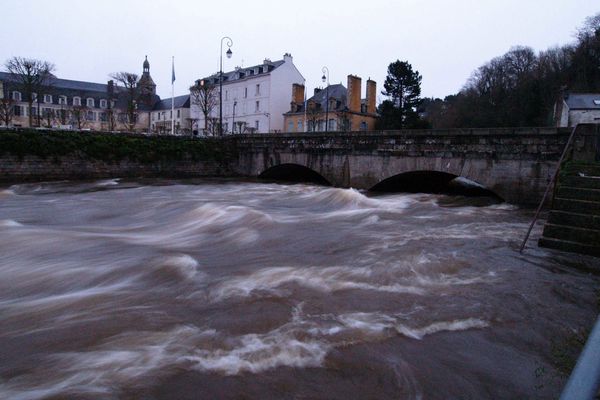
369;171;504;201
258;163;332;186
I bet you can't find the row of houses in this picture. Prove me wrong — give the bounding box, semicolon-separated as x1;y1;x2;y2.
0;54;377;135
2;54;597;133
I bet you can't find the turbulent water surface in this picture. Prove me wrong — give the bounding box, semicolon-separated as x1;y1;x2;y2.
0;179;598;399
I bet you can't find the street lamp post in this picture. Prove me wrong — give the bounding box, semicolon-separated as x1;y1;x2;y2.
219;36;233;136
232;100;237;134
321;66;329;132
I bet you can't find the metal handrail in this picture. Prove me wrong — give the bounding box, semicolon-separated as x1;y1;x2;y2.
519;125;579;253
559;316;600;400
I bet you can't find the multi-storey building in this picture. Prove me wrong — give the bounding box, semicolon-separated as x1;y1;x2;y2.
191;53;304;134
283;75;377;132
0;57;159;132
150;95;191;134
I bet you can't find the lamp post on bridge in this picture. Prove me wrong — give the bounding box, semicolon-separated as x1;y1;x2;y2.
219;36;233;136
232;100;237;134
321;66;329;132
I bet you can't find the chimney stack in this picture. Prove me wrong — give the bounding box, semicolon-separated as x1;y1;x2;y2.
366;78;376;114
292;83;305;105
347;75;362;113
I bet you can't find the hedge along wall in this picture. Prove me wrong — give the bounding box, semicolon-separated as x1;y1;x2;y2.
0;129;235;183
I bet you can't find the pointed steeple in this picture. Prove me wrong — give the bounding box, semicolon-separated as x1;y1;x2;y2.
138;55;156;105
143;55;150;75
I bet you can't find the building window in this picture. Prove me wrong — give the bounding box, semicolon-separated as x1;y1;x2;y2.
288;120;294;132
44;94;52;104
58;96;67;105
73;97;81;106
87;98;94;108
12;91;21;101
13;105;22;116
100;112;107;122
31;93;38;102
225;90;228;101
244;87;248;98
255;120;259;131
255;84;260;95
254;67;259;75
360;121;367;131
100;99;107;109
170;110;173;119
328;119;335;131
298;120;303;132
255;101;259;112
177;109;180;118
86;110;95;121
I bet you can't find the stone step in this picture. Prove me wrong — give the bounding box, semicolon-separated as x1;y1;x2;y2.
548;210;600;230
561;163;600;177
542;223;600;246
538;237;600;258
553;198;600;215
556;186;600;202
559;176;600;190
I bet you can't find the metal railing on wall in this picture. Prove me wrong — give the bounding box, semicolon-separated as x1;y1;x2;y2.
559;316;600;400
519;124;579;253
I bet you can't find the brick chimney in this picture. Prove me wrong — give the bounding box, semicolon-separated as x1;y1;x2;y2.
292;84;305;104
366;79;376;114
347;75;362;113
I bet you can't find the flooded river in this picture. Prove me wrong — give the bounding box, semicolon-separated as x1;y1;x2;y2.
0;179;598;399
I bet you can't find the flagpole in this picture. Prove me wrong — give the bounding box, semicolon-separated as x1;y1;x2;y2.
171;56;175;135
303;86;307;132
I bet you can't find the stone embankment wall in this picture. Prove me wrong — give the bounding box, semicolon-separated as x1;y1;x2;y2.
0;129;233;183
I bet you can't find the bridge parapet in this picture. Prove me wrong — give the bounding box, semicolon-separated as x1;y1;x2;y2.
230;126;594;205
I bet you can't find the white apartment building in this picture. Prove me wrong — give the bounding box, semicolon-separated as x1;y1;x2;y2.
150;95;191;135
191;53;304;134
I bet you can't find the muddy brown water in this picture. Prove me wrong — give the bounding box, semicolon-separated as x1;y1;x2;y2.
0;179;598;399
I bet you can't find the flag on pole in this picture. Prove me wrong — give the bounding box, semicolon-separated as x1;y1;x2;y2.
171;57;175;135
171;57;176;84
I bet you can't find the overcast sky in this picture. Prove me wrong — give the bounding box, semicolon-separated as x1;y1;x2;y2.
2;1;598;102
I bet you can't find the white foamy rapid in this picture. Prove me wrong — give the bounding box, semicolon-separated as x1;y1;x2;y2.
0;309;489;399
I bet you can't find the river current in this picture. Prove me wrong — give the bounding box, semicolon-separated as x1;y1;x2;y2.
0;179;598;399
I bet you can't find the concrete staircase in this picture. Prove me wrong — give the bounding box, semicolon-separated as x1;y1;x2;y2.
539;162;600;257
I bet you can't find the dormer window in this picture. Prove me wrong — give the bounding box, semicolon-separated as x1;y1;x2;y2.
32;93;38;101
100;99;107;109
87;98;95;108
12;91;21;101
254;67;259;75
594;100;600;105
44;94;52;104
73;97;81;106
58;96;67;105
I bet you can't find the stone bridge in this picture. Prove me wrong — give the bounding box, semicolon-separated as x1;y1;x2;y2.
229;125;600;205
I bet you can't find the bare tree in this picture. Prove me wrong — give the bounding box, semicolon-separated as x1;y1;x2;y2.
4;57;55;127
42;108;56;128
0;98;15;127
305;100;320;132
190;80;217;135
110;72;139;132
70;105;88;130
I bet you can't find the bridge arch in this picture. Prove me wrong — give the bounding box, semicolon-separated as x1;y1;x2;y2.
369;170;503;200
259;163;332;186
